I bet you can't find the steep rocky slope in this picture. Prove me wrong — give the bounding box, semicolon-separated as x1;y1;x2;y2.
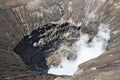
0;0;120;80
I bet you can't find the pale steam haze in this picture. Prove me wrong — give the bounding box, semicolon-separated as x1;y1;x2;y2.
48;24;111;76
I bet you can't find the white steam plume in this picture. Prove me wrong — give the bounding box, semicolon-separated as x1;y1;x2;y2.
48;24;110;76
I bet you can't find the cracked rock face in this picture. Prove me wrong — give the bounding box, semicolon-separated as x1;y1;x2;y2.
0;0;120;80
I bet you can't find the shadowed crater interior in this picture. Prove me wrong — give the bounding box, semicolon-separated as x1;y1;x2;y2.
14;22;81;73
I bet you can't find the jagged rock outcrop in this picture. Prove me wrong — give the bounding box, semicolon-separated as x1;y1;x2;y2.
0;0;120;80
